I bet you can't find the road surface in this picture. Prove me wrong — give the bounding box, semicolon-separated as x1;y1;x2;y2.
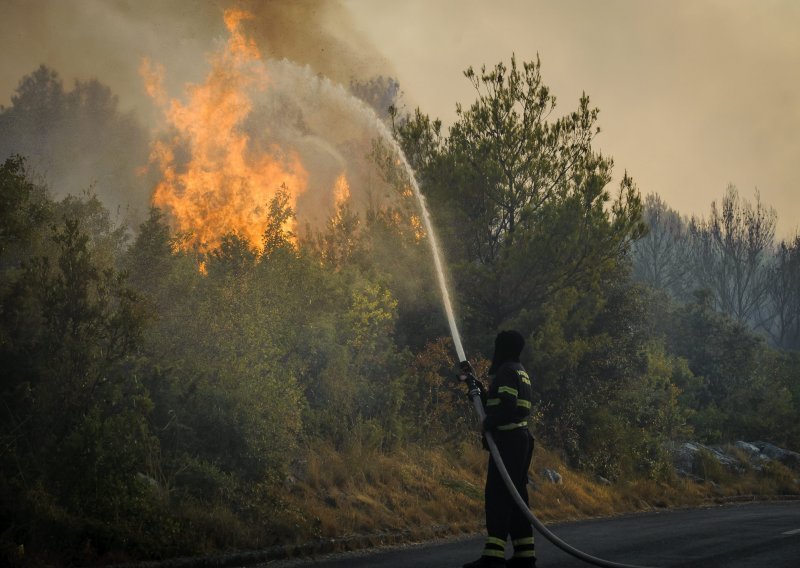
264;501;800;568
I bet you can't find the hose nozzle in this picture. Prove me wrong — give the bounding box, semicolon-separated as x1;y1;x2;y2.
458;360;475;380
458;360;482;401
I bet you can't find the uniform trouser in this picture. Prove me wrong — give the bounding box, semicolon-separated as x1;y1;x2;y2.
482;428;535;561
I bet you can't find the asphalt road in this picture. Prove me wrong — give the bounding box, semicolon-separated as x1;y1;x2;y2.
264;501;800;568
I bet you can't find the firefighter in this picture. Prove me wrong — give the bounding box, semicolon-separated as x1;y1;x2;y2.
464;330;535;568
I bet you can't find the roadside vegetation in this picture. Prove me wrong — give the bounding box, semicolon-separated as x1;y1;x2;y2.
1;57;799;566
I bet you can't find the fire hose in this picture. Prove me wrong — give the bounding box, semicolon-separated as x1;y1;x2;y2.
459;362;655;568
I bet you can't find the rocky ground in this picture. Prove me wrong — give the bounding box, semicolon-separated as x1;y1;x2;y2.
672;440;800;482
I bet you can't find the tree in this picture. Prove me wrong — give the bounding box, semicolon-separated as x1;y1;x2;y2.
206;231;258;278
350;75;401;120
262;185;297;258
403;338;479;446
395;54;644;344
304;199;363;269
687;186;775;326
658;290;785;442
632;193;690;298
0;65;151;220
0;179;158;558
0;156;51;270
527;274;693;479
764;236;800;349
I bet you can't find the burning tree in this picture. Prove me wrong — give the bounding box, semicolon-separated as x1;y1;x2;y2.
142;8;309;255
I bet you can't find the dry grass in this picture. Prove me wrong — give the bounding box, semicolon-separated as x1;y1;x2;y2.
278;438;799;549
284;442;486;542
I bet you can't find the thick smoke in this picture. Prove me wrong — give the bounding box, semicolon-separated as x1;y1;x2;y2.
0;0;400;233
246;60;402;228
241;0;393;86
0;66;155;224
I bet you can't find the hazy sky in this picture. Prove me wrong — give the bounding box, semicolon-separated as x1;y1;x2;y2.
345;0;800;239
2;0;798;238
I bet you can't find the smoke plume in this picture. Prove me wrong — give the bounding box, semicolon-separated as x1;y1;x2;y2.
0;0;400;238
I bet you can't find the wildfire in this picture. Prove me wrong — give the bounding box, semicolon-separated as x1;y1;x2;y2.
142;8;308;253
332;173;351;208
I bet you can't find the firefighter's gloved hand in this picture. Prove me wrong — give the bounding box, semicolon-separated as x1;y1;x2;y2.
457;360;476;382
463;379;486;403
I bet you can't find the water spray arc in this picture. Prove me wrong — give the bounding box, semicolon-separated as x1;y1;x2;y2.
256;63;463;367
280;65;651;566
369;122;466;363
386;129;654;568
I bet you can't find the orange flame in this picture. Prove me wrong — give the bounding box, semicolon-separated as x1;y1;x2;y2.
332;173;351;209
143;8;308;253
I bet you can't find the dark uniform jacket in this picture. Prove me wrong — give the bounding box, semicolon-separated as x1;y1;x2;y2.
483;361;532;432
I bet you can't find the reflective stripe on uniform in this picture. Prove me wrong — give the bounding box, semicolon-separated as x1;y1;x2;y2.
497;420;528;431
512;537;535;546
498;386;518;397
482;534;506;558
517;399;531;409
512;550;537;558
486;398;501;407
516;370;531;385
485;536;506;547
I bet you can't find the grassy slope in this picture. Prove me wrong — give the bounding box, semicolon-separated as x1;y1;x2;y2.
278;440;800;552
16;439;795;566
